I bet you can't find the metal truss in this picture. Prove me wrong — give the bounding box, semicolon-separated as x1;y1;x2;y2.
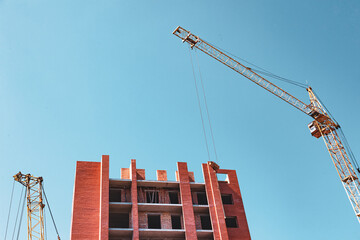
14;172;45;240
173;26;360;223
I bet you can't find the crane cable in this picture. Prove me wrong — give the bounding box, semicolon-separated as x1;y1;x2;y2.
211;42;308;89
313;89;360;173
44;208;48;240
4;181;15;240
11;185;25;240
42;186;61;239
192;39;360;173
15;189;26;240
210;41;360;172
188;46;211;161
195;49;219;163
191;37;360;176
338;128;360;173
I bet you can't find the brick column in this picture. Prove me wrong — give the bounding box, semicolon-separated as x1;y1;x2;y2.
157;170;167;181
177;162;198;240
99;155;109;240
130;159;139;240
70;161;101;240
202;163;229;240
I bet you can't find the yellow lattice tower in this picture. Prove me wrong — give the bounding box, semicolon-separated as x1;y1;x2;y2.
14;172;45;240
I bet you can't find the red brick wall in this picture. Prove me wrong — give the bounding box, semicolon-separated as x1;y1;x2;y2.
188;172;195;182
70;161;101;240
177;162;198;240
136;169;145;180
71;158;250;240
121;188;131;202
138;212;178;230
161;213;172;229
217;169;251;240
202;163;229;240
191;191;198;205
99;155;109;240
195;214;202;229
159;189;167;203
156;170;167;181
121;168;130;179
137;187;180;204
130;159;140;240
138;212;147;228
176;170;195;182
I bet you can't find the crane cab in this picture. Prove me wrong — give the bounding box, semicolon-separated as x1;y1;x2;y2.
308;121;322;138
308;120;334;138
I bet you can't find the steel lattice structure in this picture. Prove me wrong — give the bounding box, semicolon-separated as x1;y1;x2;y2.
173;26;360;223
14;172;45;240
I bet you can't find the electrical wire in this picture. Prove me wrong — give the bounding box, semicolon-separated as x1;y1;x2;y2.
189;46;211;161
4;180;15;240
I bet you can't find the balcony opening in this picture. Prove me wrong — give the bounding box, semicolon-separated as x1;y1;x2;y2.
147;214;161;229
200;215;212;230
146;190;159;203
109;213;129;228
109;188;122;202
225;216;238;228
169;192;179;204
196;192;208;205
221;194;233;205
171;215;182;229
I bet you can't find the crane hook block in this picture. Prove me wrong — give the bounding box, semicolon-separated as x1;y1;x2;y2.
208;161;220;172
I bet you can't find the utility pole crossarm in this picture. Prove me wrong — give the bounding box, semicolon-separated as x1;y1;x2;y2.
173;26;312;115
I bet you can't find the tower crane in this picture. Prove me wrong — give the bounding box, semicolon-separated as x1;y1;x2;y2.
173;26;360;223
13;172;61;240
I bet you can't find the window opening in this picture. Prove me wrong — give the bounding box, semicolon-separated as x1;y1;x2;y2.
146;190;159;203
109;188;122;202
225;217;238;228
196;192;208;205
147;214;161;229
217;173;228;182
200;215;212;230
109;213;129;228
221;194;233;205
171;215;182;229
169;192;179;204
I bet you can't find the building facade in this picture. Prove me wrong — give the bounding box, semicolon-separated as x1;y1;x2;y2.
70;155;251;240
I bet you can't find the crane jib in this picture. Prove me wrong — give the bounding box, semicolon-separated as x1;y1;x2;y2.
173;26;360;224
173;26;311;116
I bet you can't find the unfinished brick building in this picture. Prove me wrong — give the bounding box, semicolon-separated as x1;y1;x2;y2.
70;155;251;240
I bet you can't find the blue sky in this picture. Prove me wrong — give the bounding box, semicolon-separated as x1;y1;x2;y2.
1;0;360;239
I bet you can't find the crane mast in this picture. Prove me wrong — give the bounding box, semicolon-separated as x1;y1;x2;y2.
173;26;360;223
14;172;45;240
